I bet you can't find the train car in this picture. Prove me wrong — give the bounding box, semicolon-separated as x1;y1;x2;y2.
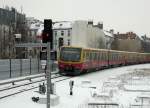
58;46;110;75
58;46;150;75
58;46;83;75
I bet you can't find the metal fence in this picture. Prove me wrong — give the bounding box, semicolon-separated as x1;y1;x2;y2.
0;59;57;80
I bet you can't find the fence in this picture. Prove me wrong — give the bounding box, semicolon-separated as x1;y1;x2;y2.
0;59;57;80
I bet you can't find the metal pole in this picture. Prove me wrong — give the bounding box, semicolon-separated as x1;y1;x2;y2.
9;59;12;78
30;57;31;75
20;59;22;76
38;57;40;73
46;42;51;108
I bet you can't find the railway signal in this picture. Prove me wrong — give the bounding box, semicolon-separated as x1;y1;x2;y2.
42;19;53;50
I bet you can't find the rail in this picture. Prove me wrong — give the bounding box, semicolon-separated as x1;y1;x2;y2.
0;72;58;86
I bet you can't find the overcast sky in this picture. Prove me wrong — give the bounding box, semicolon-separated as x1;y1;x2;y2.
1;0;150;36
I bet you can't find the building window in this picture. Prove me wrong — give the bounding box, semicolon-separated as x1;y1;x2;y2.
68;39;70;45
61;31;64;36
54;31;57;36
55;40;57;45
68;30;70;36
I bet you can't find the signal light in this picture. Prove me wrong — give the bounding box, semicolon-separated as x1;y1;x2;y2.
42;19;53;50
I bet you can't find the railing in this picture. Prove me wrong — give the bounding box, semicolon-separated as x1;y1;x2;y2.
0;73;45;86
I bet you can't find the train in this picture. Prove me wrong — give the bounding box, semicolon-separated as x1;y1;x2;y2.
58;46;150;75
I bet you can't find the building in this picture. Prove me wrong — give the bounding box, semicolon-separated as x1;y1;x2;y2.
26;17;44;43
103;30;114;49
53;21;72;51
139;35;150;53
26;17;44;58
0;7;27;58
53;20;114;52
112;32;142;52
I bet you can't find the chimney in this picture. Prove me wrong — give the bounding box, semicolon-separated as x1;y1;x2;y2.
88;20;93;25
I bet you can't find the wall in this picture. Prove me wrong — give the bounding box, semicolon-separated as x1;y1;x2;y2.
71;20;106;49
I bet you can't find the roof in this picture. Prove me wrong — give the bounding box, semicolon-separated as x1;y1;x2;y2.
53;21;72;29
103;30;114;38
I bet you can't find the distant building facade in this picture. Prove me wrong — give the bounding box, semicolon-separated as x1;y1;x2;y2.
0;7;27;58
103;30;114;49
140;35;150;53
26;17;44;58
52;20;114;52
112;32;142;52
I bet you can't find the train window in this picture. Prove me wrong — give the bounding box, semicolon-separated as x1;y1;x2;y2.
86;52;89;60
91;52;93;60
94;52;96;60
102;52;104;60
104;52;107;61
95;52;97;60
112;53;114;60
97;52;99;61
89;52;91;60
91;52;92;60
98;52;100;61
109;53;112;61
103;53;105;60
102;53;104;60
93;53;95;60
114;53;116;60
101;53;103;60
60;47;81;62
82;51;85;60
99;52;101;60
91;52;94;60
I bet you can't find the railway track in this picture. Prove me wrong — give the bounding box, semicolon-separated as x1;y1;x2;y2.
0;72;73;99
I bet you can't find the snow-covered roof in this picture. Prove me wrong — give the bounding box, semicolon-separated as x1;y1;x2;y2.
103;30;114;38
37;25;44;36
30;23;44;30
137;35;144;41
137;35;150;42
53;21;72;29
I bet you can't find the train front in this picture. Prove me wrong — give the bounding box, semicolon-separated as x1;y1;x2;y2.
58;46;83;75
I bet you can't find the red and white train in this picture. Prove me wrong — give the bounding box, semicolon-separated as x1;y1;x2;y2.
58;46;150;75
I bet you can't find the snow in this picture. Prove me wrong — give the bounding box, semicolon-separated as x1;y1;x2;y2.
0;64;150;108
103;30;114;38
53;21;72;29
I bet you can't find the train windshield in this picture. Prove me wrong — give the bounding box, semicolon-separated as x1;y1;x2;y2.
60;47;82;62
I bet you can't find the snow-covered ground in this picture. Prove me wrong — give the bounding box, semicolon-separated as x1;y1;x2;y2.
1;64;150;108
